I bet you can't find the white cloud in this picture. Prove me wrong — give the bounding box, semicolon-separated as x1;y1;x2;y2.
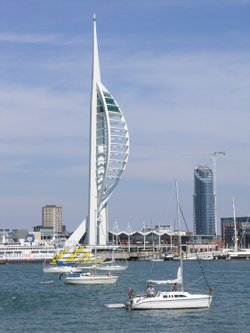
0;32;86;46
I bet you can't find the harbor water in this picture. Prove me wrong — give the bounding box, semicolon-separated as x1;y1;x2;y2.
0;260;249;333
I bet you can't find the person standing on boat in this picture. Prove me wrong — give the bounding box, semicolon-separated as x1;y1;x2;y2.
147;284;155;297
172;283;177;291
128;288;134;299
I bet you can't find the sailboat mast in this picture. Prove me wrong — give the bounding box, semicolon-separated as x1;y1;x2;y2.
175;180;184;291
233;197;238;252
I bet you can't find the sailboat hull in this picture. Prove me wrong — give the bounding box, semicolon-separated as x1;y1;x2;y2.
127;292;212;310
64;273;119;285
43;266;83;274
96;264;127;271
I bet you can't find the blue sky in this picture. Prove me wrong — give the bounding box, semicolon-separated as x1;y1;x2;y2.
1;0;250;234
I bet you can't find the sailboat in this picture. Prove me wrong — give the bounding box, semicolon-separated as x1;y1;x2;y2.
96;248;128;271
125;181;213;310
227;198;250;260
43;264;83;274
63;245;119;285
64;270;118;285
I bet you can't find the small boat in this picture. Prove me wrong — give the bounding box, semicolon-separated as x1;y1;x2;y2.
63;244;119;284
64;271;119;285
50;245;101;266
201;255;214;261
164;253;174;261
150;256;164;262
125;181;213;311
226;198;250;260
43;243;104;274
96;262;128;271
96;249;128;271
43;265;83;274
105;303;126;309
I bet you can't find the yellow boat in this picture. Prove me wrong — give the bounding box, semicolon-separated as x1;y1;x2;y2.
50;245;103;266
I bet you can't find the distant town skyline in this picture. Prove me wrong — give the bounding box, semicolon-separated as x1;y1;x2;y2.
1;0;250;233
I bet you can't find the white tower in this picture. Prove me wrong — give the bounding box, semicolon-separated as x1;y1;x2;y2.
86;15;129;246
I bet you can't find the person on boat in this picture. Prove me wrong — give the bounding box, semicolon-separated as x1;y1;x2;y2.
146;284;155;297
128;288;134;299
172;283;177;291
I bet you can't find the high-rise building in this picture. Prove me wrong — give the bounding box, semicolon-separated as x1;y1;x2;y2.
42;205;62;233
193;165;215;236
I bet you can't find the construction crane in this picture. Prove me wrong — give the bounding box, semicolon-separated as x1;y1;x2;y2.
209;151;226;238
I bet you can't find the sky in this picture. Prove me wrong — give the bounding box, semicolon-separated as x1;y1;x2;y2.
1;0;250;234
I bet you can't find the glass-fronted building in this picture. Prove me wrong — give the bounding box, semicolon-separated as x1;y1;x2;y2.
193;164;215;236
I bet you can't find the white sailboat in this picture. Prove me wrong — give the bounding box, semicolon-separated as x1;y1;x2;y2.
64;271;118;285
125;181;213;310
227;198;250;260
63;246;119;284
96;262;128;271
96;248;128;271
43;265;83;274
150;257;164;262
63;244;119;284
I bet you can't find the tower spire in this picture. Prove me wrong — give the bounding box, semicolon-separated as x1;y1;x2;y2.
87;15;99;246
88;16;129;246
92;14;101;83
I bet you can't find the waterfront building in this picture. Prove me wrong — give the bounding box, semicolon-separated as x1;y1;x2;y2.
0;229;11;243
11;229;29;242
33;226;54;241
42;205;62;233
193;165;215;236
109;229;175;254
221;216;250;249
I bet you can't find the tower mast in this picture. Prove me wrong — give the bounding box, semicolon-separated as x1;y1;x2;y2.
87;15;100;246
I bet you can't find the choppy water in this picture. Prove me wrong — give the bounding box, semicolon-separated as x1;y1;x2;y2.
0;260;249;333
